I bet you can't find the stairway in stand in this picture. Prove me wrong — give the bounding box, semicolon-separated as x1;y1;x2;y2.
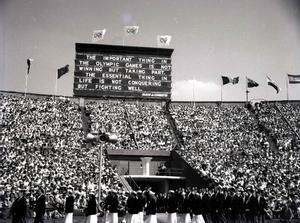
118;175;132;192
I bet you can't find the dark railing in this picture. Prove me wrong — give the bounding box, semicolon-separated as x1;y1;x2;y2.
127;176;139;191
274;103;300;141
156;168;184;176
118;175;132;192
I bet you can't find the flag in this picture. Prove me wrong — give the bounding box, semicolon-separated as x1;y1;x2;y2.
124;26;139;35
287;74;300;84
232;77;239;84
57;65;69;79
222;76;231;85
222;76;239;85
267;76;280;93
247;77;259;88
92;29;106;42
26;58;34;75
157;35;172;47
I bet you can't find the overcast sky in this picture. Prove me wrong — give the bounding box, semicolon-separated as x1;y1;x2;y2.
1;0;300;101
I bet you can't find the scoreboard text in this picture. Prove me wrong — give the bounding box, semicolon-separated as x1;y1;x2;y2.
73;44;173;100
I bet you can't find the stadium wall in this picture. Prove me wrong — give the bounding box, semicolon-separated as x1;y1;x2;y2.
1;91;300;104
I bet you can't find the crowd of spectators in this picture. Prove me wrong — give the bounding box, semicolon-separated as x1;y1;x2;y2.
278;103;300;138
86;100;175;151
255;102;300;150
126;102;175;150
1;92;300;221
86;100;136;150
170;103;300;216
0;94;122;218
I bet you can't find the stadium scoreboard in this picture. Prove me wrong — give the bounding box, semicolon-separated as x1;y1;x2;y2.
74;43;173;100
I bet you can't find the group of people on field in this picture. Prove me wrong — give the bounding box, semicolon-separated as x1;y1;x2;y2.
5;186;300;223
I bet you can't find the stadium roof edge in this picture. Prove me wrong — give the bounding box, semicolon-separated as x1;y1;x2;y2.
0;90;72;99
1;90;300;103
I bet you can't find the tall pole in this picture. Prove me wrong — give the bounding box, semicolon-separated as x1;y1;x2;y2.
122;28;125;46
98;142;103;206
246;77;249;103
193;78;195;109
55;77;58;100
221;83;223;103
286;75;289;101
53;77;58;114
265;75;268;101
24;73;29;98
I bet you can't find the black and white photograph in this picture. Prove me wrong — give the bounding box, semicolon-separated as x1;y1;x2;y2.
0;0;300;223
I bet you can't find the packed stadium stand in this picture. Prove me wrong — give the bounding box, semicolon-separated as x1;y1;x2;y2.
0;93;123;218
1;92;300;221
170;103;270;186
255;102;300;150
86;100;175;151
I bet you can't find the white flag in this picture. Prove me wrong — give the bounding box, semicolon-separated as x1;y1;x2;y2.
92;29;106;42
157;35;172;47
124;26;139;36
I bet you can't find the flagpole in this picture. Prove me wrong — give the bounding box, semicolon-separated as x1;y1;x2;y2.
265;75;268;102
123;27;125;46
286;75;289;101
193;78;195;110
246;77;249;103
221;82;223;103
54;76;58;102
24;73;29;98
